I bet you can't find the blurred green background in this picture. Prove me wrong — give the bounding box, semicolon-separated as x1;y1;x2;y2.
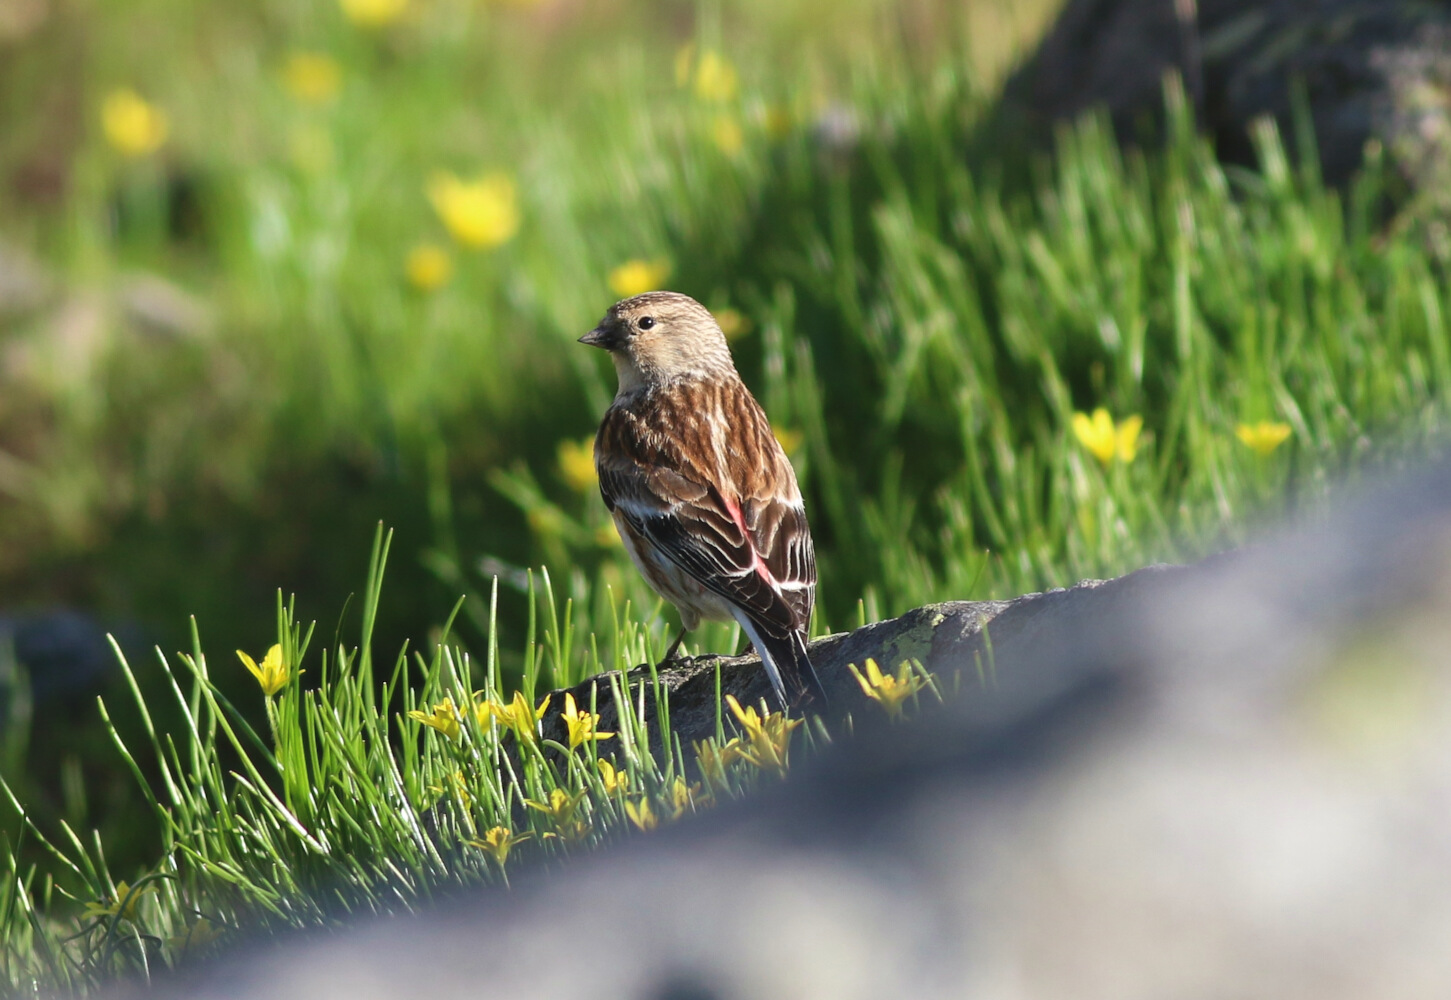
4;0;1451;876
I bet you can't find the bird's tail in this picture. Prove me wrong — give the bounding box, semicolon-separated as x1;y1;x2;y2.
734;612;827;710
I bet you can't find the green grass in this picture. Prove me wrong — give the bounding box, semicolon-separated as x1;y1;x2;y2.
1;0;1451;990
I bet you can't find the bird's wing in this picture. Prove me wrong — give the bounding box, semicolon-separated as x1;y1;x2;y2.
595;383;814;636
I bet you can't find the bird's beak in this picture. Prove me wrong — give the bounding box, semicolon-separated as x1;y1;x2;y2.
578;324;616;350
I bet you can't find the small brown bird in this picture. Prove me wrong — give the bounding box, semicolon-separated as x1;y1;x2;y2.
580;291;826;709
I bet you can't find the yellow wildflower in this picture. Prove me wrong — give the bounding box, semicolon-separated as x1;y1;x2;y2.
693;50;739;102
666;776;700;820
711;115;744;156
597;758;629;795
712;307;750;341
467;826;531;867
339;0;407;27
561;692;614;750
405;243;453;291
625;797;657;832
281;52;342;104
526;787;590;841
557;437;598;493
237;644;292;697
848;658;929;721
773;427;803;457
101;89;169;157
427;170;520;249
762;104;794;140
608;258;672;298
408;697;461;741
1236;420;1293;457
426;769;472;808
1072;408;1143;465
694;737;744;791
724;694;803;776
84;881;154;923
489;691;551;741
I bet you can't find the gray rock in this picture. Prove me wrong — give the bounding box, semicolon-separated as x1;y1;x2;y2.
114;459;1451;999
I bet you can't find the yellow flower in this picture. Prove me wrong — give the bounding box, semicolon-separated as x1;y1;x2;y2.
339;0;407;27
712;307;750;341
762;103;794;140
594;523;624;549
724;694;803;776
561;692;614;750
711;115;744;156
773;427;803;457
693;50;739;102
405;243;453;291
83;880;154;923
608;258;672;298
101;89;169;157
624;796;657;831
597;758;628;795
237;644;292;697
485;691;551;741
1072;408;1143;465
166;917;223;955
281;52;342;104
1235;420;1293;457
526;787;590;841
467;826;531;867
427;171;520;249
847;658;929;721
666;776;700;820
557;437;597;493
408;697;462;740
694;737;744;791
426;769;472;809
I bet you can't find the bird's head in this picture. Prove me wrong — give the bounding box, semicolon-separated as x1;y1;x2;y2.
580;291;735;393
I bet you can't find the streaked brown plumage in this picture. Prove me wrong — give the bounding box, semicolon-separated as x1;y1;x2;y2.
580;291;825;708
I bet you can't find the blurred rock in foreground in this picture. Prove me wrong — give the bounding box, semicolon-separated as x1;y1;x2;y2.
116;456;1451;1000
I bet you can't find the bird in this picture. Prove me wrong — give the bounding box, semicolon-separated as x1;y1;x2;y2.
580;291;827;709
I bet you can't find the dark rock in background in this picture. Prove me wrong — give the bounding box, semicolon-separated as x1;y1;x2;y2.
110;455;1451;999
1001;0;1451;206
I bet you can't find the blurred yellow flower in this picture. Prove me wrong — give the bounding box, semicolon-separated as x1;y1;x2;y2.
84;881;154;923
525;787;590;841
101;89;169;157
406;243;453;291
773;427;803;457
339;0;407;27
166;917;223;955
237;644;292;697
594;523;624;549
1072;408;1143;465
625;797;657;831
711;115;744;156
848;657;928;721
1236;420;1293;457
427;171;520;249
597;758;628;795
608;259;671;298
712;307;750;340
694;50;738;102
282;52;342;104
408;697;462;740
557;437;597;492
762;103;794;140
483;690;551;741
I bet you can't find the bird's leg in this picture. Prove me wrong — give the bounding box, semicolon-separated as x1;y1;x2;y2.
658;625;690;667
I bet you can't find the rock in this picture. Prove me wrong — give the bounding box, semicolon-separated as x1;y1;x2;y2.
1000;0;1451;191
109;453;1451;1000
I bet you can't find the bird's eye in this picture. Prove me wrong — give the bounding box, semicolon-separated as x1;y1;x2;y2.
637;316;656;330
